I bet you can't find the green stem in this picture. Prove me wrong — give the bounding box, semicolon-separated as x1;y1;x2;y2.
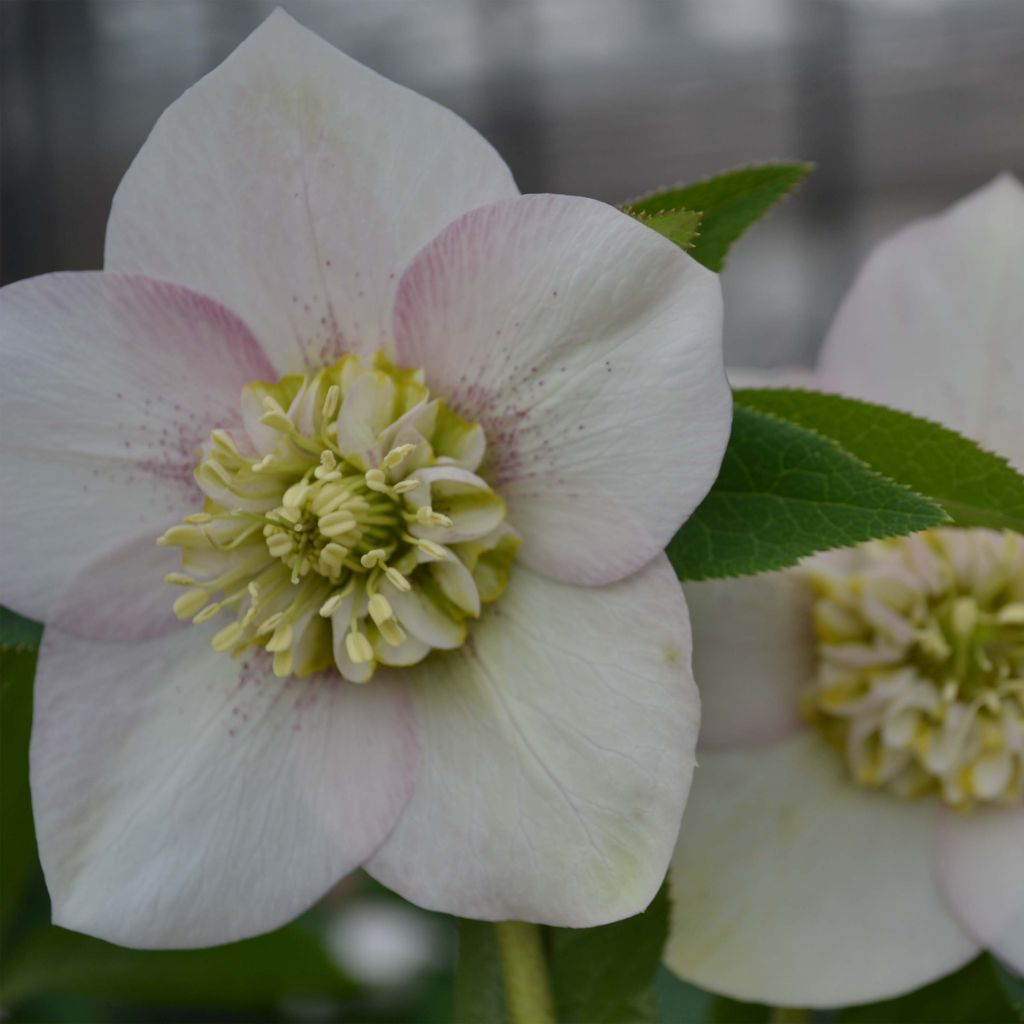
494;921;557;1024
770;1008;810;1024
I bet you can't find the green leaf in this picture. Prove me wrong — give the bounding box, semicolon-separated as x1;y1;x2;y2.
0;922;359;1011
631;207;702;251
668;406;948;581
839;954;1021;1024
0;648;38;937
625;163;812;271
995;959;1024;1019
655;966;715;1024
454;920;509;1024
735;388;1024;535
549;885;670;1024
0;606;43;653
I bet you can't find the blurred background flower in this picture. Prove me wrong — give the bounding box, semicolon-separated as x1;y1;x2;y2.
2;1;1024;1022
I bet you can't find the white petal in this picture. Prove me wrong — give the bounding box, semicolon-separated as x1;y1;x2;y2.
937;807;1024;973
0;272;275;622
367;555;700;926
666;733;979;1007
31;613;417;948
817;174;1024;469
685;569;814;750
105;9;518;374
394;193;730;586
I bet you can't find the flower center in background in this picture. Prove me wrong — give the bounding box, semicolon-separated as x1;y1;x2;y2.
804;528;1024;808
160;353;518;683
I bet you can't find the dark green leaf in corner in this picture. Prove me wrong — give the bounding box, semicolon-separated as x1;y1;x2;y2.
0;648;38;937
0;606;43;654
549;885;670;1024
668;406;948;581
0;922;360;1011
631;207;702;251
736;388;1024;535
994;958;1024;1020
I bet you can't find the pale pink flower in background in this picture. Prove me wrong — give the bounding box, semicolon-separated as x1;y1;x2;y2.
0;11;731;948
665;175;1024;1006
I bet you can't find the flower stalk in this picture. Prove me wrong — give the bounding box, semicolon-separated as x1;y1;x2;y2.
495;921;557;1024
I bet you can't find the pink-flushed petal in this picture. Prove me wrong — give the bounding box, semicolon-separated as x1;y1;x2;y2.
105;9;518;376
394;194;730;586
0;272;275;623
666;733;979;1008
31;606;418;949
936;807;1024;973
685;568;814;750
367;555;700;926
49;532;185;643
817;174;1024;469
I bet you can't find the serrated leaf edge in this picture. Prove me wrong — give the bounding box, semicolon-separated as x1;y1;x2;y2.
672;402;950;583
621;159;815;211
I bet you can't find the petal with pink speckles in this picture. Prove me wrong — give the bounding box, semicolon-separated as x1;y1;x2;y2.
0;272;275;623
817;174;1024;470
31;596;417;948
105;9;518;376
394;194;730;586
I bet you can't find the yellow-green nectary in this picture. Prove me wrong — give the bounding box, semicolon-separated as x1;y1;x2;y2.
160;352;519;683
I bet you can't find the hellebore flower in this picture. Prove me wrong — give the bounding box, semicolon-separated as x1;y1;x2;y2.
665;175;1024;1006
0;12;731;948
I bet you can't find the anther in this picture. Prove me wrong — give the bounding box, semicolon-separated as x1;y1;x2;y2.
319;543;348;578
416;506;453;528
319;511;358;538
282;480;312;509
368;594;406;646
273;649;293;678
416;539;448;561
164;572;196;586
361;549;387;569
392;479;421;495
173;589;210;620
260;397;294;433
212;621;244;651
257;612;284;635
320;592;346;617
158;525;208;548
364;468;389;493
193;602;223;624
266;623;294;653
322;384;340;420
381;443;415;470
346;630;374;664
265;533;295;558
210;429;239;455
384;566;412;592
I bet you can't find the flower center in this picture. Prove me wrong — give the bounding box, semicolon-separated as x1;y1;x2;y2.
804;528;1024;808
160;352;518;683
